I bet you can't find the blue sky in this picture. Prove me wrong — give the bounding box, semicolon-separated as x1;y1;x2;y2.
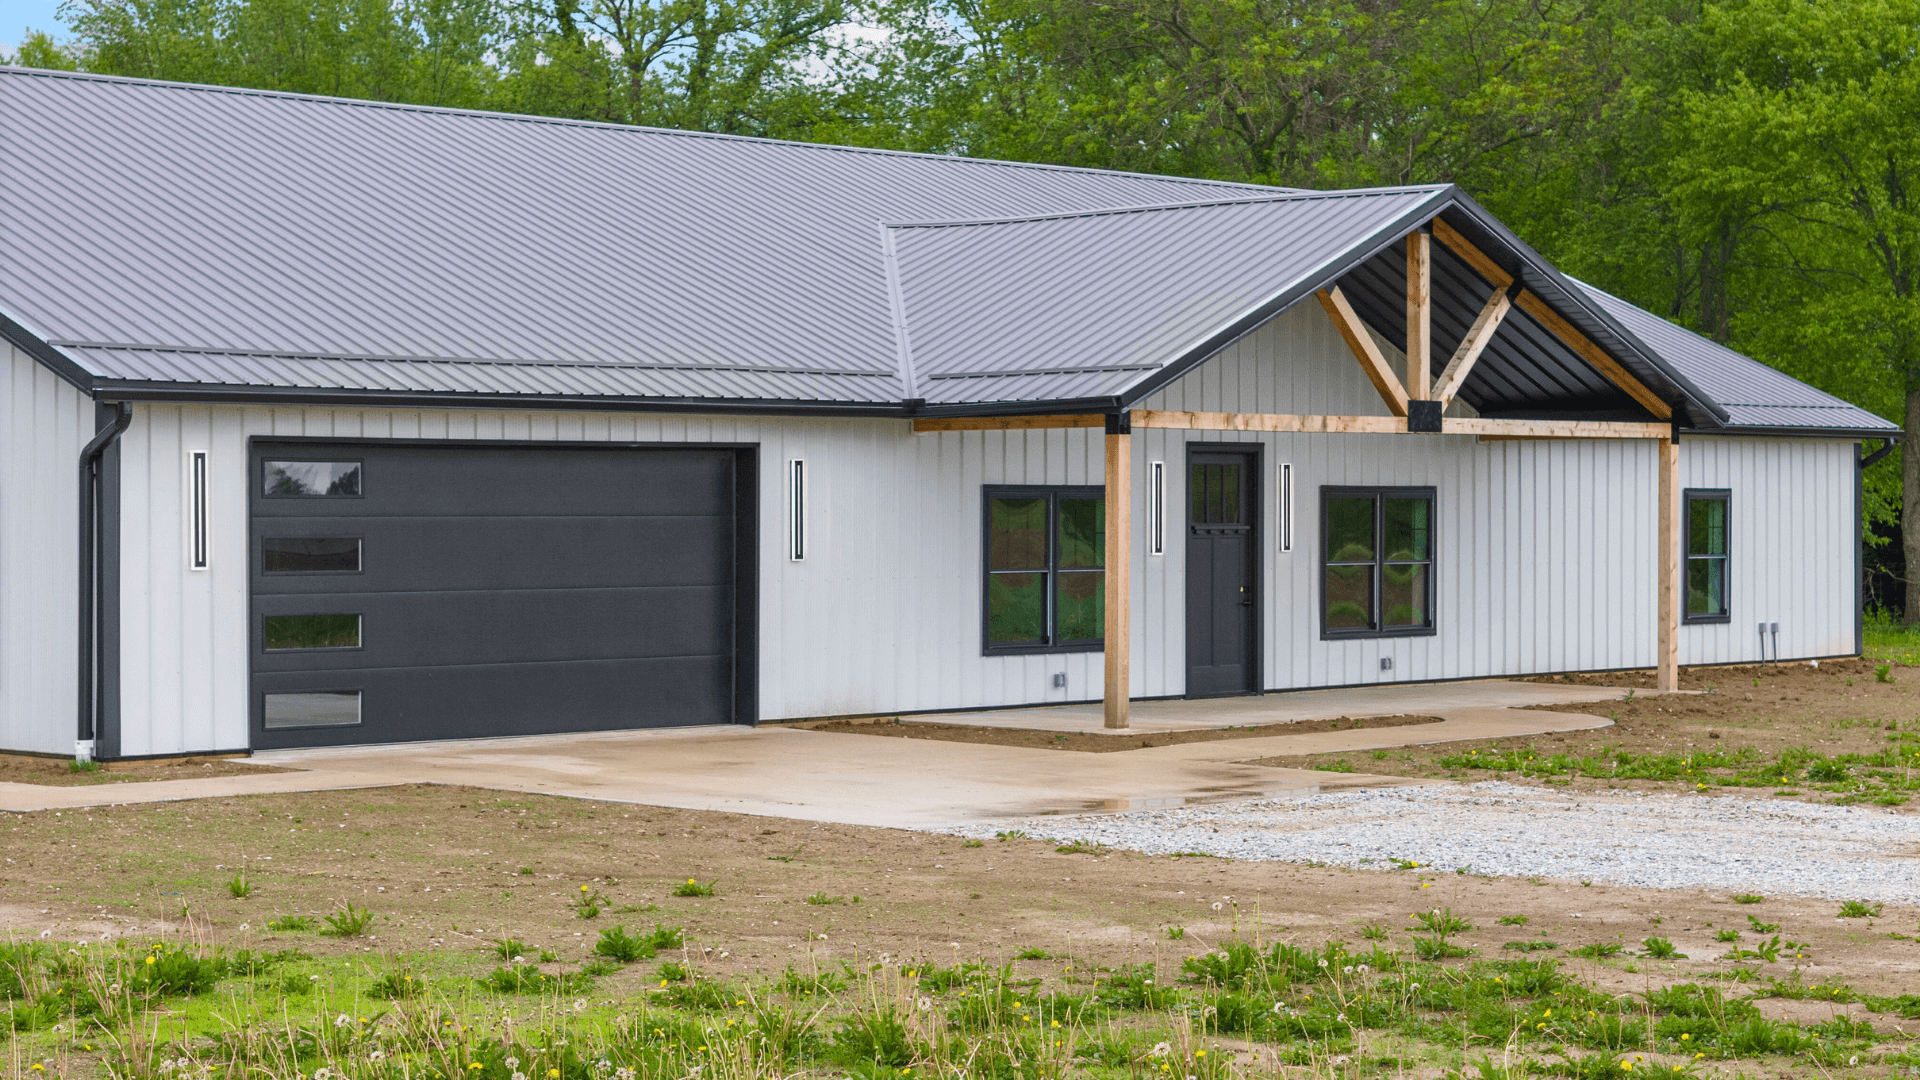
1;0;68;53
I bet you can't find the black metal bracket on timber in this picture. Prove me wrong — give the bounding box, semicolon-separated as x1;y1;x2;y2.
1406;400;1443;433
1106;411;1132;435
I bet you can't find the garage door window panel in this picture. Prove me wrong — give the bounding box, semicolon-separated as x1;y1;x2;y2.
264;460;362;498
264;613;361;650
263;691;361;729
264;537;362;573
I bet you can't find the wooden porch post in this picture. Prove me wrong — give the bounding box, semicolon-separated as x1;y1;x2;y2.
1104;414;1132;729
1657;436;1681;691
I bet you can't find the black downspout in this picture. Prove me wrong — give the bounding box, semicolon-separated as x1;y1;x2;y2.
77;402;132;761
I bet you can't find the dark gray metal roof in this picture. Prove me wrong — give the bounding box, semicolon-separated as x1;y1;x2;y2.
885;188;1450;405
1575;283;1899;438
0;66;1890;438
0;67;1270;410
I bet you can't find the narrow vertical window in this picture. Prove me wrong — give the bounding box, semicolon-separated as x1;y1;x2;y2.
788;459;806;561
188;450;209;570
1148;461;1166;556
1277;462;1293;552
1684;489;1730;622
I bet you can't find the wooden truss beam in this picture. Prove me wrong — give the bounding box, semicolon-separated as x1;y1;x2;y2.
1131;411;1668;439
1406;231;1431;400
1315;286;1409;417
1430;285;1514;408
1513;293;1675;421
916;411;1668;439
1431;218;1674;422
1449;418;1671;440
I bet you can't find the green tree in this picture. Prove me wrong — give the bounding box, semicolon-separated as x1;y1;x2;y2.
1659;0;1915;613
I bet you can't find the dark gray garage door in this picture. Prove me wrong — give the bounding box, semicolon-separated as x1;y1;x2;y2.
249;441;752;749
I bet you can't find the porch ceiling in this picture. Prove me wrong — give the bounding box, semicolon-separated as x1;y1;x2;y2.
1337;221;1651;421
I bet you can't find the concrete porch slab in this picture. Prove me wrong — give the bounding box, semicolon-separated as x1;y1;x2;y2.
900;679;1632;734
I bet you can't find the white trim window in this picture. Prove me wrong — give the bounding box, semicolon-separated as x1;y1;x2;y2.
186;449;209;570
788;458;807;561
1147;460;1166;556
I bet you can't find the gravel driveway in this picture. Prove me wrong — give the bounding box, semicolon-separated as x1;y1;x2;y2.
940;782;1920;905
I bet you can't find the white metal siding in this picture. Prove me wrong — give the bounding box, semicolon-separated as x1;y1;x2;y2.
110;301;1862;754
1677;437;1857;663
0;341;90;755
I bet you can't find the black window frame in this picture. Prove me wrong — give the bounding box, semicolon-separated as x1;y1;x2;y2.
1684;488;1732;624
1319;485;1438;640
981;485;1106;656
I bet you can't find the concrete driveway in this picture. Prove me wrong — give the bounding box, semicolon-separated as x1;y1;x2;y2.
0;680;1626;823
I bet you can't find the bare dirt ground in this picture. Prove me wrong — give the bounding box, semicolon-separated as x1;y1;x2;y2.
2;784;1916;1003
792;713;1444;752
0;753;287;787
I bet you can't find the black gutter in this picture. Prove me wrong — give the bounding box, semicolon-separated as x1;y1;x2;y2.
77;402;131;760
1859;438;1899;469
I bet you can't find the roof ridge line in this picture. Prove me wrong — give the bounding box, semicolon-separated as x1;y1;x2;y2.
0;65;1281;192
883;186;1450;230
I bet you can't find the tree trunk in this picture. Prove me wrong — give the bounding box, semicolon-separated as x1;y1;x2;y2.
1905;388;1920;622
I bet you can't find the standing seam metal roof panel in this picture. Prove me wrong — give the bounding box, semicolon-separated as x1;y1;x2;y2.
888;189;1447;404
1574;282;1898;435
0;67;1277;397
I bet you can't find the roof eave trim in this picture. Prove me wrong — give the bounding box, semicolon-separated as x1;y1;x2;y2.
0;309;95;395
1690;425;1904;440
90;380;921;418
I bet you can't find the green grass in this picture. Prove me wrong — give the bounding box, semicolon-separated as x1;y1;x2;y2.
1435;738;1920;803
0;933;1903;1079
1863;609;1920;666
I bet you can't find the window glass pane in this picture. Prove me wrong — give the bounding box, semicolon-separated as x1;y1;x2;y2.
1325;564;1373;630
988;498;1048;570
1058;498;1105;569
1384;497;1430;561
1055;570;1105;641
1689;498;1727;556
1326;497;1375;562
1219;465;1241;523
1191;465;1207;523
264;613;361;650
264;460;362;497
1382;563;1430;627
1687;557;1726;616
264;691;361;729
987;572;1046;643
263;537;361;573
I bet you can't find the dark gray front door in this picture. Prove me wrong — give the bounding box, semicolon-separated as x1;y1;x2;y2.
1185;448;1259;697
248;442;745;749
